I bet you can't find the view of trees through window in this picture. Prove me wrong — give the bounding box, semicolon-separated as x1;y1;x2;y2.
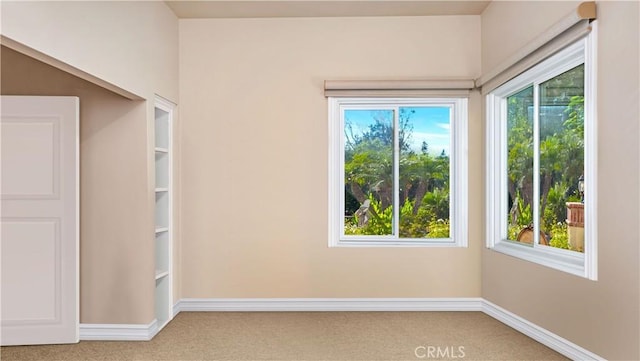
343;107;451;239
506;64;585;252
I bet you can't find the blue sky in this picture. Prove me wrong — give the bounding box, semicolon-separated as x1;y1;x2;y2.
345;107;451;156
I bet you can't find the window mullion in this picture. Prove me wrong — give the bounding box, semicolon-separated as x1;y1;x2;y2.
533;83;540;247
393;106;400;239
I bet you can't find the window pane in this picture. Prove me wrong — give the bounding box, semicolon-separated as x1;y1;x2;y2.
539;65;585;252
398;107;450;238
343;109;394;236
506;86;534;243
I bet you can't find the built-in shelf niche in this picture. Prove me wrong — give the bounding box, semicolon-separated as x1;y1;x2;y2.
155;152;169;189
155;191;169;229
155;276;170;326
154;96;174;329
155;231;170;275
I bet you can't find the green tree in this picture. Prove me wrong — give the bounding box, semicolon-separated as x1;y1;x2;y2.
507;86;534;225
506;65;585;246
344;108;451;238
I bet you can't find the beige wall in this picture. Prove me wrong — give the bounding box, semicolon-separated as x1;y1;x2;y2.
4;3;636;356
0;0;178;102
481;2;640;359
1;47;153;324
480;1;580;75
0;1;180;324
179;16;483;298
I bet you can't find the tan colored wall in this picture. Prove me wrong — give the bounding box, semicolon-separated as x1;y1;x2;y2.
1;47;153;324
179;16;483;298
0;1;180;323
481;2;640;359
480;1;581;75
0;1;178;102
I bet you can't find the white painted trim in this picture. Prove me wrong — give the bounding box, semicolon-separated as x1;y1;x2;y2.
451;98;469;247
482;300;605;361
173;301;181;317
177;298;483;312
74;97;80;343
485;32;597;280
327;97;341;247
79;319;159;341
328;97;468;248
78;297;606;359
582;20;598;281
153;95;175;327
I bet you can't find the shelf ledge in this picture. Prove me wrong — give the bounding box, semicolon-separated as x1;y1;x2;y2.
155;270;170;280
155;147;169;153
155;227;169;234
155;188;169;192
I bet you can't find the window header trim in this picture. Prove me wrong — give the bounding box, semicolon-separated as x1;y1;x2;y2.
477;1;596;93
324;79;473;98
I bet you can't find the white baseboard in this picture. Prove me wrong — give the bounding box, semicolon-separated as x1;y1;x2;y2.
173;301;181;317
79;319;158;341
176;297;484;312
78;298;605;360
482;300;605;361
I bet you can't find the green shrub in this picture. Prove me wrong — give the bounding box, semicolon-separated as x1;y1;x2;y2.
345;195;393;236
427;218;450;238
507;225;521;241
548;222;570;250
345;191;450;239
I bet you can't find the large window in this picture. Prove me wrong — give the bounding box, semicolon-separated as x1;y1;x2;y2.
486;34;597;279
328;98;467;247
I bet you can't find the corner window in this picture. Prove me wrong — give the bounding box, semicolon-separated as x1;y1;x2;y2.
328;98;468;247
486;33;597;279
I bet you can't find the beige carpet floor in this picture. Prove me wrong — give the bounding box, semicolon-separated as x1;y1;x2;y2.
1;312;569;361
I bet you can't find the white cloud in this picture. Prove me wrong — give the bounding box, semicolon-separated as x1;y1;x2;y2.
436;122;451;131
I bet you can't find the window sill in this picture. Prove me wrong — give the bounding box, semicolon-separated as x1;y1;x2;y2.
490;240;588;279
332;238;466;248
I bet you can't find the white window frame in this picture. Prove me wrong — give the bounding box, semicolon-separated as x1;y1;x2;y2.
485;27;597;280
328;97;468;247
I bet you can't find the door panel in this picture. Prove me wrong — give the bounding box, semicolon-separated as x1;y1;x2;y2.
2;220;58;322
1;118;59;198
1;96;78;345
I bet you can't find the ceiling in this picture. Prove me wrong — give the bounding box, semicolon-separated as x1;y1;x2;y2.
165;1;492;19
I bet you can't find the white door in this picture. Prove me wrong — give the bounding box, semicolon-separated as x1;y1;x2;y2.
1;96;79;345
